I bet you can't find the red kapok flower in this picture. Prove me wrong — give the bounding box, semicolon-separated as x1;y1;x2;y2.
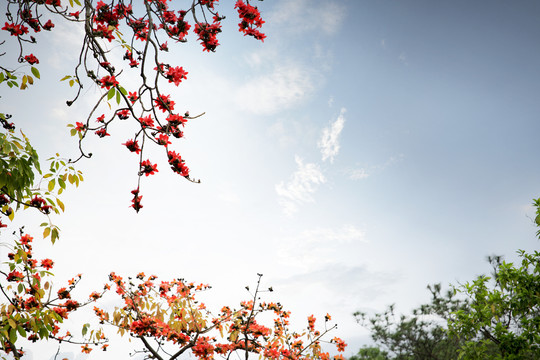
139;115;154;128
99;75;118;89
75;122;86;132
95;128;110;138
6;270;24;282
166;113;186;126
117;109;130;119
20;234;33;245
140;160;158;176
131;188;143;212
167;151;189;176
81;344;92;354
122;139;141;154
128;91;138;103
24;54;39;64
41;258;54;270
156;133;171;146
58;287;71;299
154;94;175;112
43;19;55;30
164;66;188;86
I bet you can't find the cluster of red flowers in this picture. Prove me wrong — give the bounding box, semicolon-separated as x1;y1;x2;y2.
130;188;143;212
2;0;266;215
30;195;52;214
235;0;266;41
168;151;189;177
0;232;107;355
194;21;222;52
2;22;29;36
164;66;188;86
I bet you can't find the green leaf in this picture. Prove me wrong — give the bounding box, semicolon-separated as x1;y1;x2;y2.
107;87;115;100
119;86;127;95
116;89;121;105
48;179;55;192
60;75;71;81
31;66;40;79
82;323;89;336
9;328;17;344
17;325;26;338
58;177;66;189
51;228;59;244
0;72;4;82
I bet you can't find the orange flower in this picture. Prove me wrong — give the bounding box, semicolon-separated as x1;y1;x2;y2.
81;344;92;353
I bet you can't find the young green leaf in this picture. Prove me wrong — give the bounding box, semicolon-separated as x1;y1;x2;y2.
31;66;40;79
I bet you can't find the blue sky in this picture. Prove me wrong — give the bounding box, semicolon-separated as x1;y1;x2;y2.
2;0;540;358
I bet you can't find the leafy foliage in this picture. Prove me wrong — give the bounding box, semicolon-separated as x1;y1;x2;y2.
355;284;468;360
349;346;390;360
448;251;540;359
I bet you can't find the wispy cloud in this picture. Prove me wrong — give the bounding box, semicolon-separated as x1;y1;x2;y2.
398;52;408;65
319;108;346;163
270;0;346;36
277;225;367;269
346;154;404;180
348;168;370;180
275;156;326;216
235;64;315;115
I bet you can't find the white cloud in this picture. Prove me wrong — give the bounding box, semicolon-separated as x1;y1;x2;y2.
348;168;370;180
347;154;404;180
328;96;334;107
276;156;326;215
267;119;296;148
398;52;408;65
270;0;346;36
235;64;315;115
319;108;346;163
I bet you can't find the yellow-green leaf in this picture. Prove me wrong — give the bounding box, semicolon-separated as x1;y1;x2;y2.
56;198;65;212
48;179;55;192
43;227;51;238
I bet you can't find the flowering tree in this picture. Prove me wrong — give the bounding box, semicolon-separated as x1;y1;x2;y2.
96;273;346;359
1;0;347;358
2;0;266;211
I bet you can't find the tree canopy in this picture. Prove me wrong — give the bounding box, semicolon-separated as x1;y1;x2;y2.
0;1;347;359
